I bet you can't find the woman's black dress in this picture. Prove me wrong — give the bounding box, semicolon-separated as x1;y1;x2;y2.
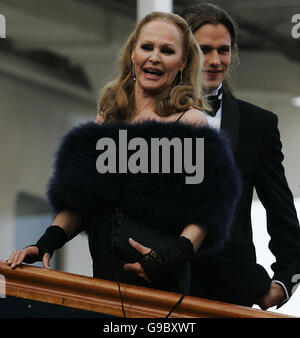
47;120;241;294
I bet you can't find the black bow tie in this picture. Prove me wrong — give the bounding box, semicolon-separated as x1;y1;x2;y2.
205;87;223;117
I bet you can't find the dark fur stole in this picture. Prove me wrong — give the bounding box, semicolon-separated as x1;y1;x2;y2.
47;120;242;256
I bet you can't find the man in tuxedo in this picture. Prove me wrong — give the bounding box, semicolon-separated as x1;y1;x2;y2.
181;3;300;309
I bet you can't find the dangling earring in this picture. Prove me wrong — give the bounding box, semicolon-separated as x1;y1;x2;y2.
132;62;136;81
179;69;183;86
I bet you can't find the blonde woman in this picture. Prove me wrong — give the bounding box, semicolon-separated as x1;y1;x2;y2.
7;12;240;296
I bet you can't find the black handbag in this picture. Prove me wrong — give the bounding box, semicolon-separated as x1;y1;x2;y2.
110;208;191;294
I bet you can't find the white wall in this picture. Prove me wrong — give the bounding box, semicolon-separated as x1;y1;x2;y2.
0;71;96;262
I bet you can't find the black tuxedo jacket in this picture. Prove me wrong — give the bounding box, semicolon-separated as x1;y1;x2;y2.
190;89;300;307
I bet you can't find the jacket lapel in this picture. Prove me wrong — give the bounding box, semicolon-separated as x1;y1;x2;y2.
221;89;240;153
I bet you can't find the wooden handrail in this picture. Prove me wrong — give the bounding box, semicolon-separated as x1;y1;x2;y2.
0;260;294;318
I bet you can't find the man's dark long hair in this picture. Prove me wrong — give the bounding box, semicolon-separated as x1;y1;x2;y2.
180;2;239;94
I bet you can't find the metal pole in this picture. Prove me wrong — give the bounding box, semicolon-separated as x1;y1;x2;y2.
137;0;173;22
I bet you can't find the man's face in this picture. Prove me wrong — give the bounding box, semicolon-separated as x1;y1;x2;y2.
194;24;232;93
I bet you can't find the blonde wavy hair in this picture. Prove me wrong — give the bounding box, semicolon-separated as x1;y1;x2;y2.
97;11;207;122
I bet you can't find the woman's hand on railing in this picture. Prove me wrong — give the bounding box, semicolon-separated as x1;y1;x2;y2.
6;246;51;269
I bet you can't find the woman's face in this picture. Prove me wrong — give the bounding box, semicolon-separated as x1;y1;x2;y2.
131;20;186;95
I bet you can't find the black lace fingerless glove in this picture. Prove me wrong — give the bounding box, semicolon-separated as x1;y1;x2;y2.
139;236;194;281
30;225;68;261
